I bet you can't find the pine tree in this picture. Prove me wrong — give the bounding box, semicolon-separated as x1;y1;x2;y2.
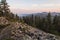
1;0;10;13
46;12;52;32
53;15;58;26
0;0;11;17
47;12;51;25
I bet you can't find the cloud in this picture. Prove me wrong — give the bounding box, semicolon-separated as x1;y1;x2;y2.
31;3;60;10
32;4;38;7
10;7;60;14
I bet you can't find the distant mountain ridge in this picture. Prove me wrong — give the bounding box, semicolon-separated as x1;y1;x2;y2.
18;12;60;17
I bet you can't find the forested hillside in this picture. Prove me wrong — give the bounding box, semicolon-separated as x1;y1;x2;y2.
22;12;60;35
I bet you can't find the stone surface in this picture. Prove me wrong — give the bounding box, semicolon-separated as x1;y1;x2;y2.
0;17;60;40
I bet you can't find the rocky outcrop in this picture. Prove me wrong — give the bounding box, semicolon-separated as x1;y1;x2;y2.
0;17;60;40
0;17;9;25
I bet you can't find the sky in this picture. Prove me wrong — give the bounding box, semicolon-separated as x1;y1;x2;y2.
6;0;60;14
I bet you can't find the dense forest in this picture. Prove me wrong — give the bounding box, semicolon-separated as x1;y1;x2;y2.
21;12;60;35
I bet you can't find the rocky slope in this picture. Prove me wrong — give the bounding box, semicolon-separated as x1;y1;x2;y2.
0;17;60;40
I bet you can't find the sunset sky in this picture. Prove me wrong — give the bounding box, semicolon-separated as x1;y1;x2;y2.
6;0;60;14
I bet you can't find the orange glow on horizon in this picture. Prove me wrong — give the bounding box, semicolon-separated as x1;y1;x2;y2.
10;8;60;14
